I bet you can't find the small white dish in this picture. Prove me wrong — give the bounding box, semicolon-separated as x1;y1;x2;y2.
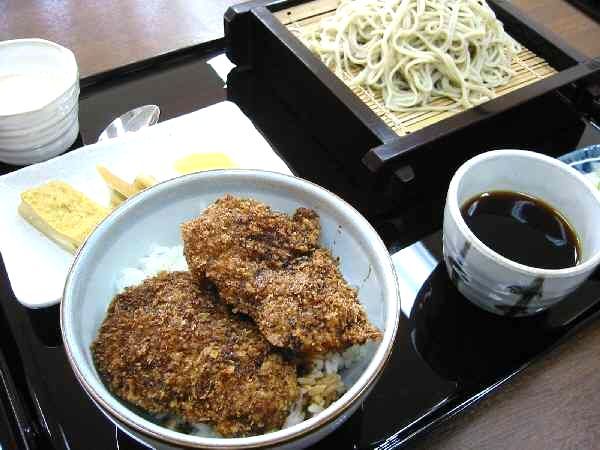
559;144;600;188
443;149;600;316
0;39;80;165
61;169;399;449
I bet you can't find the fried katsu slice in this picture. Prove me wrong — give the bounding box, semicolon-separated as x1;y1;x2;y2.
207;249;382;355
181;195;320;282
91;271;298;437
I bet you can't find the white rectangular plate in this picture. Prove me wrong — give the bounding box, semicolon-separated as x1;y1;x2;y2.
0;101;292;308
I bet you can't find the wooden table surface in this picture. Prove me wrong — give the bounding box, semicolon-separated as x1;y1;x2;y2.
2;0;600;448
0;0;240;78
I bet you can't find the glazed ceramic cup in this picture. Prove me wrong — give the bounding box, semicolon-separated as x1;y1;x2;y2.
443;149;600;316
0;39;80;165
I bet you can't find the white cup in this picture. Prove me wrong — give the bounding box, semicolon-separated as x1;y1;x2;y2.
443;149;600;316
0;39;80;165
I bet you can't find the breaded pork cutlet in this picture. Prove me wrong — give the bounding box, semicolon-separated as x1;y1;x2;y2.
91;271;298;437
181;195;381;355
208;249;381;354
181;195;320;282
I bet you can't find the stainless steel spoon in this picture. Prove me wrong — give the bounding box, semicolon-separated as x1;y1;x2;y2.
98;105;160;141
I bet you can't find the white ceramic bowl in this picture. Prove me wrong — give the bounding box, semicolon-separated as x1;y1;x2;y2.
0;86;79;137
0;114;79;164
443;150;600;316
0;102;78;149
61;170;400;449
0;39;80;165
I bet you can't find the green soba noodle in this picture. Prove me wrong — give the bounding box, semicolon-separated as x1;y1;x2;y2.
297;0;521;112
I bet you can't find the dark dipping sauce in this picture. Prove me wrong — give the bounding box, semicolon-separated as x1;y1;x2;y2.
461;191;580;270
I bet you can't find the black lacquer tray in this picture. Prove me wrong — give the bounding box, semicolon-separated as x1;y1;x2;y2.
1;40;600;450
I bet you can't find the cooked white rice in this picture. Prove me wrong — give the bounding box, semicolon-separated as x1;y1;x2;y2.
116;245;369;436
116;244;188;293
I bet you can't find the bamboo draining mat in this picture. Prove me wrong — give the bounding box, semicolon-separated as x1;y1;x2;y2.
275;0;558;136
